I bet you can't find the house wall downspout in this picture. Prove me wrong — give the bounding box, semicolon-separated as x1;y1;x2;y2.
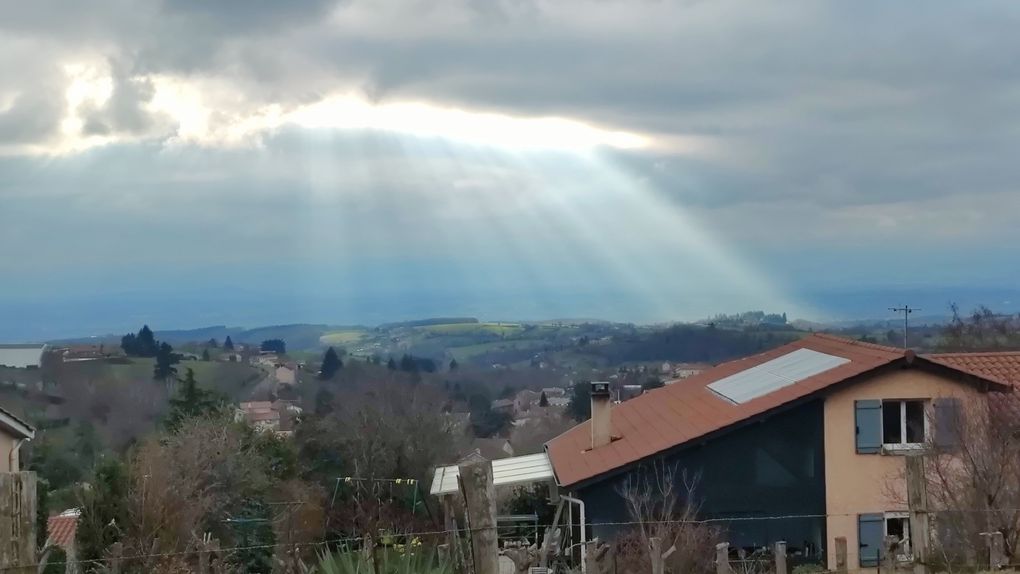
8;438;25;472
562;494;587;573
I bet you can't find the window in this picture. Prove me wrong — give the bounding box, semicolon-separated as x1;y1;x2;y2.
885;513;912;561
858;512;913;567
881;400;926;448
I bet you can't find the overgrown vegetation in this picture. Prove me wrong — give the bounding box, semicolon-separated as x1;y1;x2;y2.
939;304;1020;352
617;463;723;574
312;546;453;574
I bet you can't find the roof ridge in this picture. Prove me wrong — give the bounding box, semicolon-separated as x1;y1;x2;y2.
809;332;902;353
927;350;1020;357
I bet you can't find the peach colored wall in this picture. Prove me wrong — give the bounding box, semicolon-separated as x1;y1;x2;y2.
823;368;979;570
0;433;18;472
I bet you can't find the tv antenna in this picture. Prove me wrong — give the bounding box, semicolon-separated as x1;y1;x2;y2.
889;305;920;349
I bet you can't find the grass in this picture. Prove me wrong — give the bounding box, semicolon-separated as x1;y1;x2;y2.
312;547;452;574
418;322;525;337
447;338;548;362
320;330;369;346
105;358;262;399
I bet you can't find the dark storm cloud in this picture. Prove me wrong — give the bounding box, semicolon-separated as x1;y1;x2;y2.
3;0;1020;307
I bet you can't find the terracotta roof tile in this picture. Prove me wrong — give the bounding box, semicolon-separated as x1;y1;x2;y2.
924;351;1020;387
546;335;1020;488
546;334;910;488
47;510;79;550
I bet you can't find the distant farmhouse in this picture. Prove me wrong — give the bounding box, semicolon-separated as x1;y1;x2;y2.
235;400;301;437
0;344;47;369
58;343;115;362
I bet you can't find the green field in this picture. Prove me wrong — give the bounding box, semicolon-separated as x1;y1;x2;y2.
447;338;549;362
319;330;369;346
418;322;525;336
105;358;263;398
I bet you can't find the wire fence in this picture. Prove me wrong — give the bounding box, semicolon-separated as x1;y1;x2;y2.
22;508;1020;570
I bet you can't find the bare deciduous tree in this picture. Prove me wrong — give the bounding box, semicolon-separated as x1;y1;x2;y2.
121;417;276;564
919;395;1020;566
940;304;1020;352
299;380;456;538
617;462;722;574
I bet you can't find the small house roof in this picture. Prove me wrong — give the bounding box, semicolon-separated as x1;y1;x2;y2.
430;452;554;496
545;334;1013;488
0;404;35;440
925;351;1020;388
46;509;79;550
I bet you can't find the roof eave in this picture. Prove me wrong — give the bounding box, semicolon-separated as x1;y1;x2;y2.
553;354;1017;490
0;409;35;440
552;355;905;490
915;355;1014;392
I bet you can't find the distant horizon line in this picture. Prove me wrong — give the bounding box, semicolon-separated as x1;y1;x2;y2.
15;310;965;346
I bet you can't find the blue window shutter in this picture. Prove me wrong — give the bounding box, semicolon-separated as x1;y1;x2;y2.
859;513;884;567
855;400;882;454
933;398;962;450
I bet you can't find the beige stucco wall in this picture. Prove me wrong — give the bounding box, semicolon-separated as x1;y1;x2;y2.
0;432;18;472
275;366;296;385
823;368;980;569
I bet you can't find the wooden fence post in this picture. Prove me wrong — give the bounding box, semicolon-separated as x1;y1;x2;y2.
905;456;929;574
882;536;899;574
834;537;848;573
538;499;564;570
985;531;1005;570
108;542;124;574
775;541;787;574
198;536;221;574
715;542;730;574
199;543;211;574
458;460;499;574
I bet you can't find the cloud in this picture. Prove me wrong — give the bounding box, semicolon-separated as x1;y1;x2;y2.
2;0;1020;330
78;60;162;136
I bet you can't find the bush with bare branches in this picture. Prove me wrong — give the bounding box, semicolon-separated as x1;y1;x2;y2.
617;462;723;574
922;394;1020;566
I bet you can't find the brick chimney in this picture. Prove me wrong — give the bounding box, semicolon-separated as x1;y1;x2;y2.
590;381;612;449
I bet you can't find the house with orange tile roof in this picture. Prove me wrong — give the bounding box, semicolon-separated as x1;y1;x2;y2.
235;400;300;436
46;508;79;567
544;334;1020;570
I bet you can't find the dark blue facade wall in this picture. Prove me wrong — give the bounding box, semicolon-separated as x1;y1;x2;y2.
575;399;826;557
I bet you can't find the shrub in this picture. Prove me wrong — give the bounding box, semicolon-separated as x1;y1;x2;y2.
792;563;828;574
312;546;452;574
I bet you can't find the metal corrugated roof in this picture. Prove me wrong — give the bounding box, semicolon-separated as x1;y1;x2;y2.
708;348;850;404
430;452;555;496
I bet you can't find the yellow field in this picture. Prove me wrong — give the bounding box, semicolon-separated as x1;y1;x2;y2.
319;330;368;345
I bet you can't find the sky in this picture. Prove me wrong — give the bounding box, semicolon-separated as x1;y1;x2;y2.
3;1;1020;340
